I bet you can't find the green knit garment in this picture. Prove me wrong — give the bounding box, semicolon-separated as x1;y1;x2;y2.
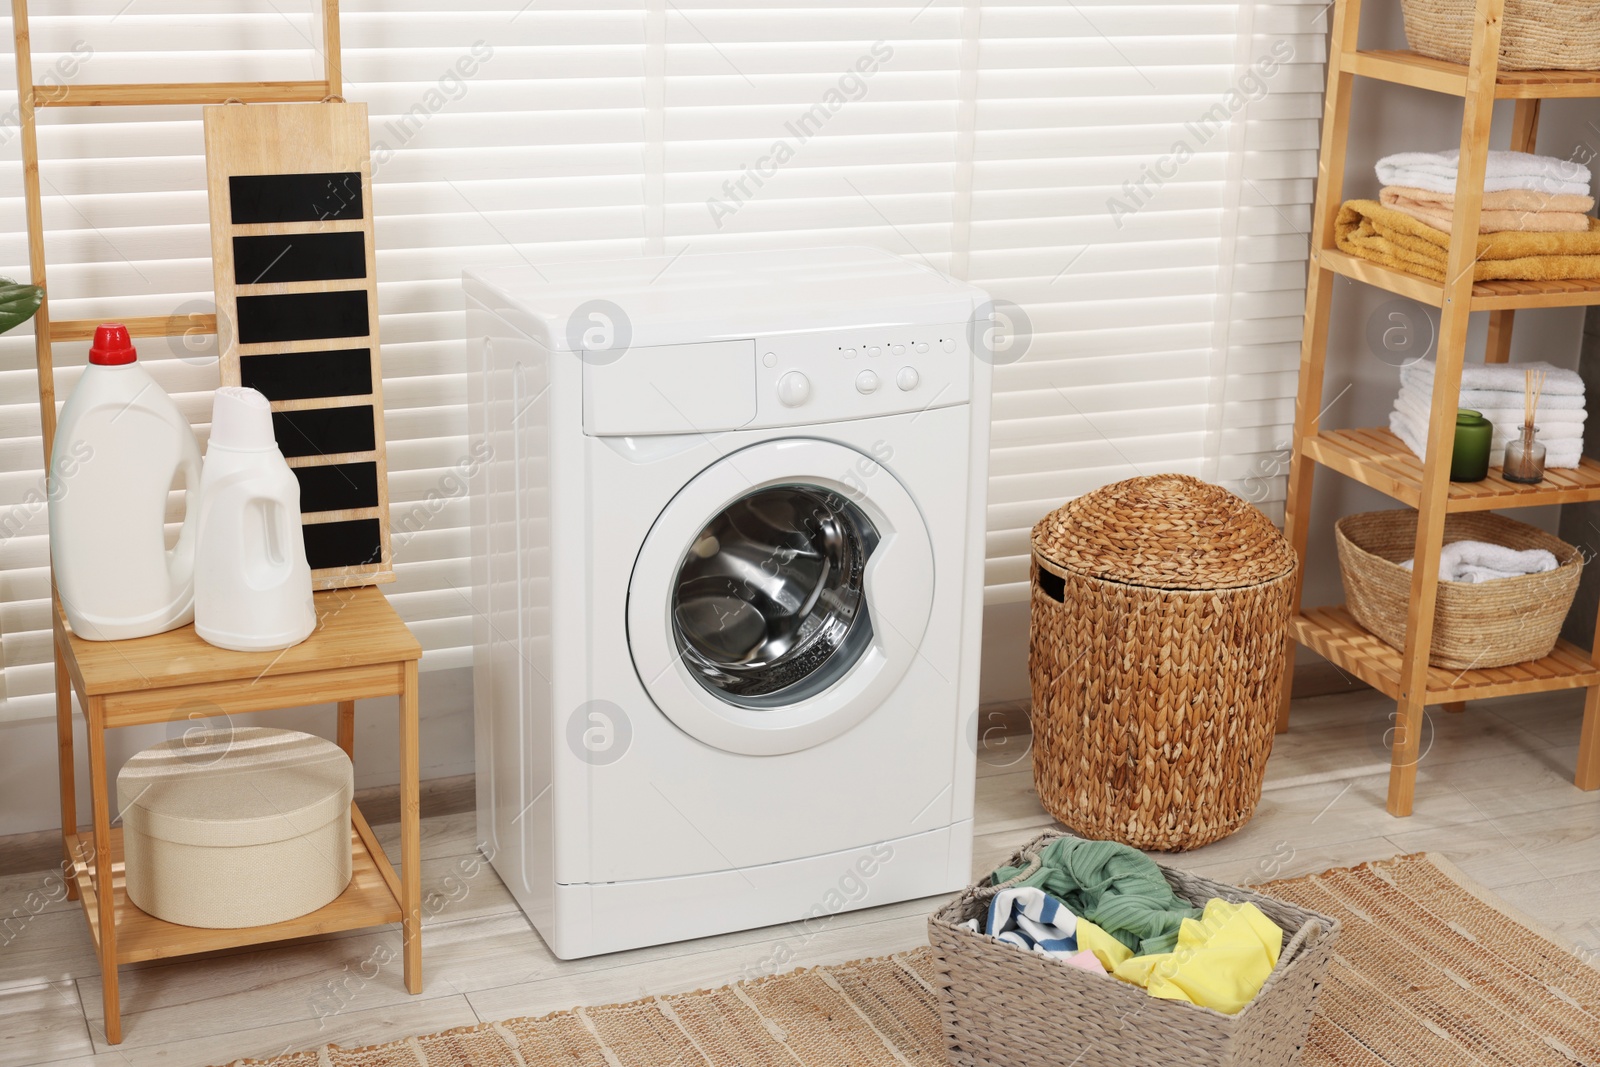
990;837;1202;955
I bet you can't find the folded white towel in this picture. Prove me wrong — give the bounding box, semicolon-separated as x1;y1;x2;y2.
1400;540;1559;584
1394;387;1585;440
1389;409;1585;468
1401;359;1585;397
1457;388;1586;413
1376;149;1593;197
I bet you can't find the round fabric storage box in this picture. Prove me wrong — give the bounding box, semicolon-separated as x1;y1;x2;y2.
117;727;353;928
1029;474;1298;852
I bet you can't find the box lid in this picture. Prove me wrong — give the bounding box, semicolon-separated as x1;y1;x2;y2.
117;727;352;848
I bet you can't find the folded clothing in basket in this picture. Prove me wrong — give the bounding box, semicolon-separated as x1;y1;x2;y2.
960;886;1107;974
1401;539;1560;584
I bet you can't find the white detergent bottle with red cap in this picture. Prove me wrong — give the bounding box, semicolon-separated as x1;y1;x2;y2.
194;386;315;652
49;324;203;640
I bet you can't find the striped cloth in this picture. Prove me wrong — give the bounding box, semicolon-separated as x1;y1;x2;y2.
962;886;1106;974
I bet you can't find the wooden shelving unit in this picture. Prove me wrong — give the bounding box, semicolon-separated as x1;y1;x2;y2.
1279;0;1600;815
12;0;427;1046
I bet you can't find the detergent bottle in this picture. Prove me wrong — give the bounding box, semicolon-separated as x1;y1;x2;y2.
194;386;315;652
49;324;202;641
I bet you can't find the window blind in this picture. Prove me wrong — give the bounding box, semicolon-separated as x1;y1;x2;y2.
0;0;1324;721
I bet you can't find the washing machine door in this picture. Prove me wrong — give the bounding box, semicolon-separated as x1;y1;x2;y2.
627;438;935;756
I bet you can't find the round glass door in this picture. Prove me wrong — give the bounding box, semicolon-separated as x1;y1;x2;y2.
671;485;878;707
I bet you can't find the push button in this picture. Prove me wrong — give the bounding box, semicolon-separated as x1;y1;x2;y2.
940;337;956;353
914;341;928;354
777;371;811;407
891;344;905;356
867;345;881;357
855;370;880;395
896;366;919;391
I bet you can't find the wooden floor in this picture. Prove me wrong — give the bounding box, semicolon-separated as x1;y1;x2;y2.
3;688;1599;1066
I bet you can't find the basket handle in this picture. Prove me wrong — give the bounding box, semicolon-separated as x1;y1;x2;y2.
1276;919;1322;969
965;831;1063;904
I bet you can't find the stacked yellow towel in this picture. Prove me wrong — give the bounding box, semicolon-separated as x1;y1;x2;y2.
1335;199;1600;284
1380;186;1596;234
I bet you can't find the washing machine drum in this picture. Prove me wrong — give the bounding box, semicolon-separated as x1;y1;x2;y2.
672;485;877;706
628;439;934;756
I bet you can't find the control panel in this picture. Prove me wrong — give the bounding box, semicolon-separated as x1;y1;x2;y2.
753;323;973;427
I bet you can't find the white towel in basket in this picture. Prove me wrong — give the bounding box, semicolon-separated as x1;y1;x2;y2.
961;886;1107;974
1401;539;1560;584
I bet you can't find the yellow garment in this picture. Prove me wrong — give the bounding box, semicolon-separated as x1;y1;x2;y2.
1335;199;1600;283
1073;918;1133;973
1109;899;1282;1015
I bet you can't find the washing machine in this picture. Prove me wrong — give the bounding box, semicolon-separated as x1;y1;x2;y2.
464;247;992;959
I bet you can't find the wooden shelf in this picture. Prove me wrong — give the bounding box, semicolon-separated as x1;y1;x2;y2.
1292;606;1600;704
1305;427;1600;511
68;808;402;966
1320;249;1600;311
1344;49;1600;100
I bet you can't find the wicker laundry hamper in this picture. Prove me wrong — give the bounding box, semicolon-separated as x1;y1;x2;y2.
1336;509;1582;670
1030;475;1297;852
927;830;1341;1067
1401;0;1600;71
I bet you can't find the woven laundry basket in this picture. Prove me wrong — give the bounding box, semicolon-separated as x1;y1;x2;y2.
1401;0;1600;70
1337;509;1582;670
927;830;1340;1067
118;727;353;928
1030;474;1297;852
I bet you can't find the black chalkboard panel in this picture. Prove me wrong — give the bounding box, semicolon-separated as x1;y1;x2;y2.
303;518;384;570
274;405;377;458
240;348;373;401
207;104;391;587
229;172;364;224
238;290;369;344
234;232;367;285
294;461;380;513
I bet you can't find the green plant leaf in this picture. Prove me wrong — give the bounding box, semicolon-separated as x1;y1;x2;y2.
0;278;44;336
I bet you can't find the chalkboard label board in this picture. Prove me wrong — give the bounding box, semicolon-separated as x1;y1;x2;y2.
204;103;392;589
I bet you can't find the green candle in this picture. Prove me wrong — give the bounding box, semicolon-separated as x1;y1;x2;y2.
1451;409;1492;482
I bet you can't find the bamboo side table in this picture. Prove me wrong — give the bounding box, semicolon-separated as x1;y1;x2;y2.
54;586;423;1045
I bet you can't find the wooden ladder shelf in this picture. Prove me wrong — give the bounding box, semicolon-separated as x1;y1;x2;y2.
11;0;425;1046
1279;0;1600;815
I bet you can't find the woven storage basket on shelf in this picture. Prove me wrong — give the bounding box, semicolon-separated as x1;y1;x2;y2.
1401;0;1600;70
927;830;1340;1067
1336;509;1582;670
1030;474;1297;852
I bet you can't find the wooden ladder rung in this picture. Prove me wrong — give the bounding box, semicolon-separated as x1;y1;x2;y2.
49;315;215;343
35;81;333;108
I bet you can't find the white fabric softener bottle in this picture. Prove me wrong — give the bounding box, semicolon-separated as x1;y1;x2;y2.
194;386;316;652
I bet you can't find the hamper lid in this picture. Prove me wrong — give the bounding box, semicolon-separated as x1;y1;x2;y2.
1031;474;1296;590
117;727;353;848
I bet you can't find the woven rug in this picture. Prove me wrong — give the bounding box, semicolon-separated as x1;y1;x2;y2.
223;853;1600;1066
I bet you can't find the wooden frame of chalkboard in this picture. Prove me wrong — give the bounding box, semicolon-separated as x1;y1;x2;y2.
203;102;392;588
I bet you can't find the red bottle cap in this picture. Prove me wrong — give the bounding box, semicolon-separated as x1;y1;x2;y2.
88;324;136;366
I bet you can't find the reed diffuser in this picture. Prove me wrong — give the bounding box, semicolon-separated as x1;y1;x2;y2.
1503;368;1547;484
